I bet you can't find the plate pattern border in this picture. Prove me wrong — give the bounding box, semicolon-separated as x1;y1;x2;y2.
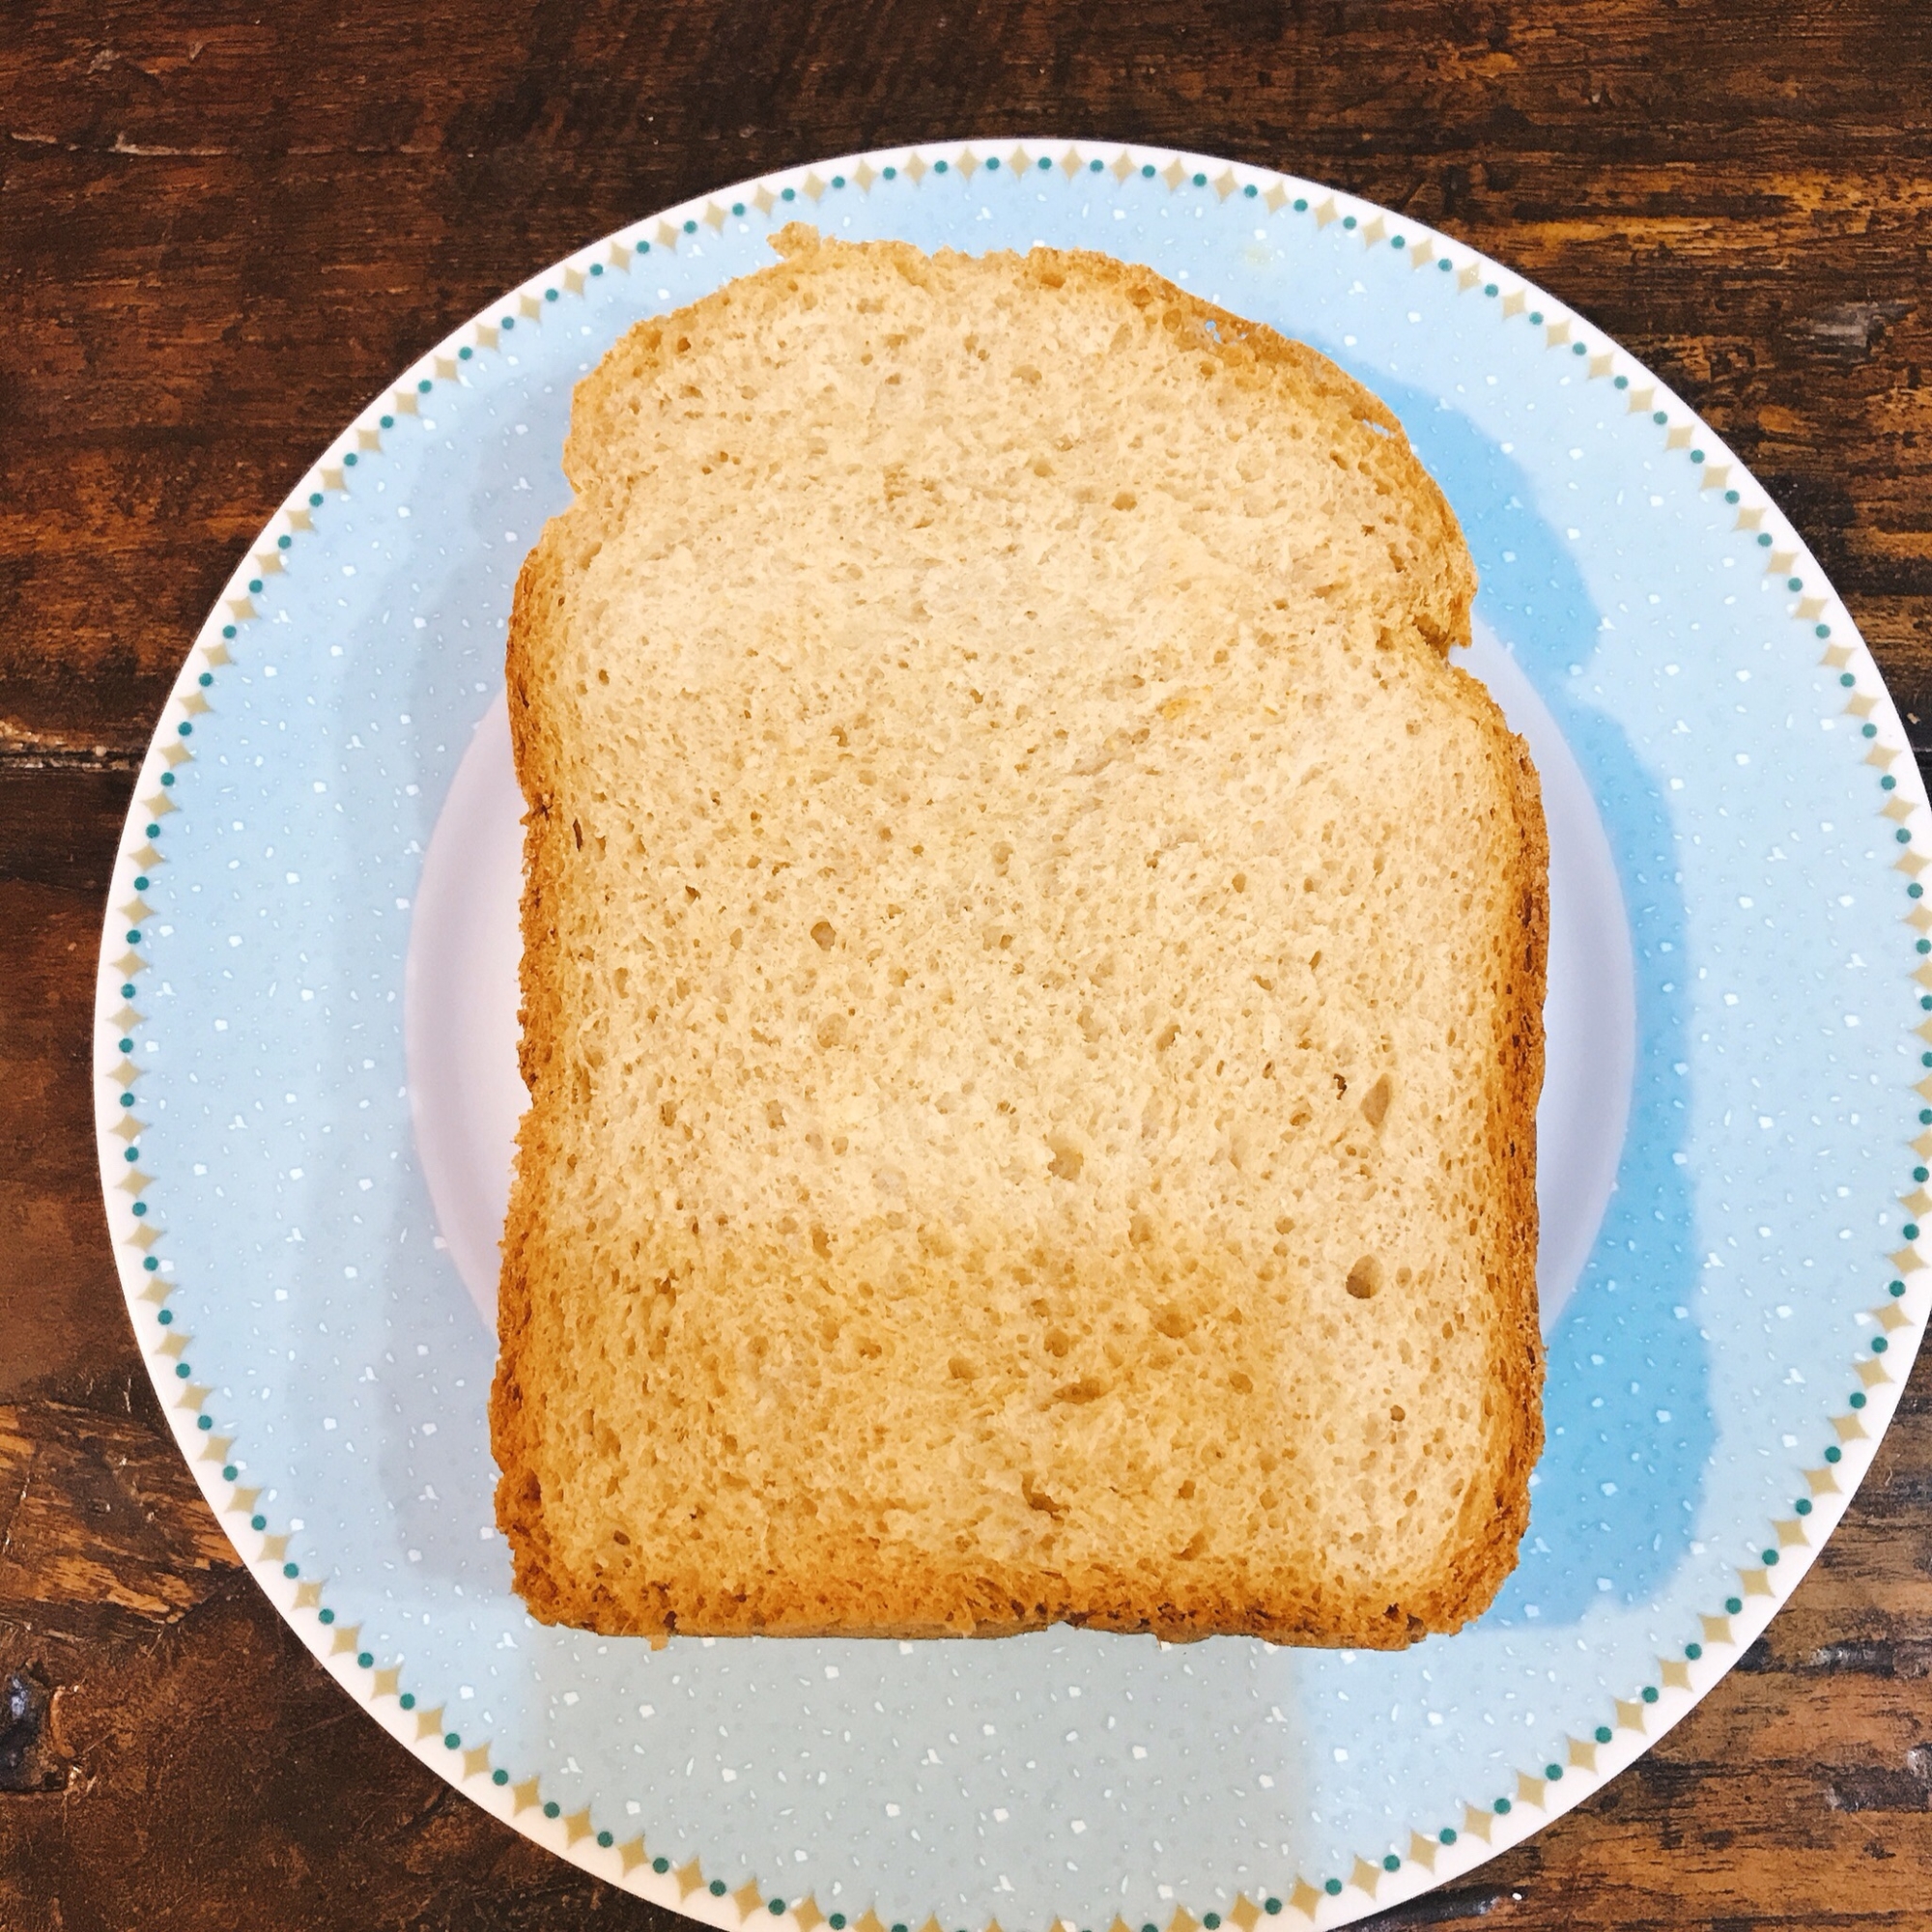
93;139;1931;1932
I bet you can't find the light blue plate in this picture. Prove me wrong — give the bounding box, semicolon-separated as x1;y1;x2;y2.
96;142;1930;1930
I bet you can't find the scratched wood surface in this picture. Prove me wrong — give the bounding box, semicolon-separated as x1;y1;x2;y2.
3;4;1929;1926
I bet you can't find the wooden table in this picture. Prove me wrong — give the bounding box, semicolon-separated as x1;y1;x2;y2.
3;5;1928;1925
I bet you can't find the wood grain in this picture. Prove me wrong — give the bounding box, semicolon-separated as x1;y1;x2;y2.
2;2;1928;1926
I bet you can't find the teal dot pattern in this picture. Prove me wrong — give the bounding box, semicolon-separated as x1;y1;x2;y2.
97;140;1926;1932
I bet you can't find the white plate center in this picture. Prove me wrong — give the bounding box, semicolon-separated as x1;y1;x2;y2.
405;617;1635;1335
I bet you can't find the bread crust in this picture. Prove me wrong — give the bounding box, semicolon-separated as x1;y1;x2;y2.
489;227;1546;1647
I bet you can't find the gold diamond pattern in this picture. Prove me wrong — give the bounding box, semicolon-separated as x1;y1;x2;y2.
159;740;191;769
517;293;541;318
128;1220;160;1250
96;148;1909;1932
655;222;680;249
156;1328;186;1359
1889;1245;1922;1274
110;1111;142;1139
144;790;177;817
119;1168;153;1195
372;1665;402;1697
197;1434;231;1464
177;1383;210;1412
476;324;498;351
608;242;634;268
1627;385;1656;412
852;160;876;190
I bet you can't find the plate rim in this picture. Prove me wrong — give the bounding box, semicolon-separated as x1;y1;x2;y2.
92;135;1932;1931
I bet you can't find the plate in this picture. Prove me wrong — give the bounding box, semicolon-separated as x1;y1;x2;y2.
96;142;1930;1929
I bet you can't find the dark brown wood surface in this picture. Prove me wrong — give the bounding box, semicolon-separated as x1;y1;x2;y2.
3;4;1929;1926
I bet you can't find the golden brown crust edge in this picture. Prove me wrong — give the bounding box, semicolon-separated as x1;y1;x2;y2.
491;230;1542;1646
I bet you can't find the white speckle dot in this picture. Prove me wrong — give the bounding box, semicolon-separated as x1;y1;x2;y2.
990;1806;1007;1822
420;1421;437;1435
824;1665;839;1680
322;1416;336;1430
639;1703;655;1719
1332;1747;1348;1763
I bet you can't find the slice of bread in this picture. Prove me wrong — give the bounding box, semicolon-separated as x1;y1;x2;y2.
491;223;1547;1648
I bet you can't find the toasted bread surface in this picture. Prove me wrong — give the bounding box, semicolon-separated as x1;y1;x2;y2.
491;224;1547;1646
